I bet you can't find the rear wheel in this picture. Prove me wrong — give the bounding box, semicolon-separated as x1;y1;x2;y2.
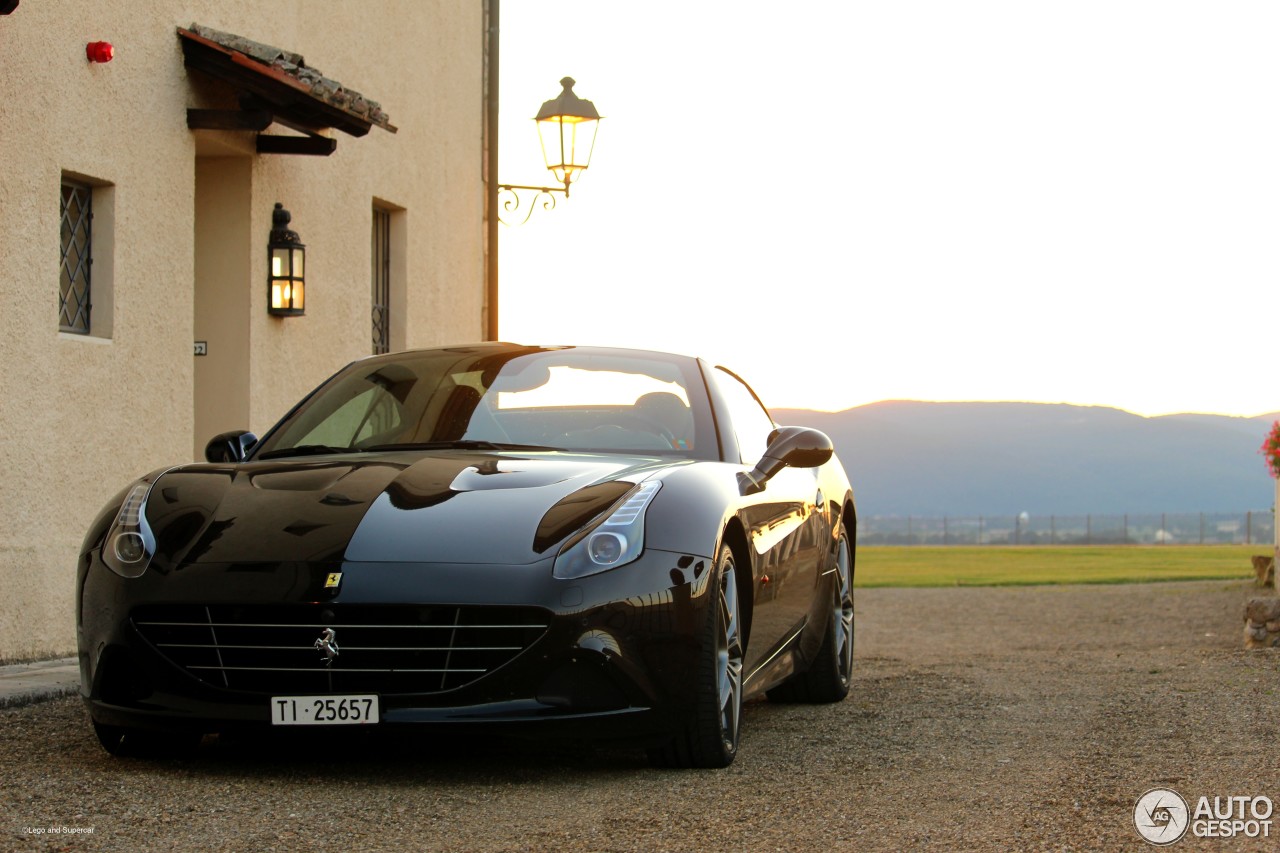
648;543;743;769
92;721;201;759
767;524;854;703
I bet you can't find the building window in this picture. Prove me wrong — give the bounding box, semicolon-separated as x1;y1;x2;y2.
59;180;93;334
371;206;391;354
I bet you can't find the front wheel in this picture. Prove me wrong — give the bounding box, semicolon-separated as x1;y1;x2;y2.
648;543;743;769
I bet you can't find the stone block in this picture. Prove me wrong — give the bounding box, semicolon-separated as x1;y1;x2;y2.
1244;598;1280;648
1252;555;1276;587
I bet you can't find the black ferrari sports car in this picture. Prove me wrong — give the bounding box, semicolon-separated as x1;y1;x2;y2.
77;344;856;768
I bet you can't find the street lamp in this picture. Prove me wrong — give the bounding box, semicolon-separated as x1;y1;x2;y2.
484;64;605;341
535;76;600;196
499;77;602;224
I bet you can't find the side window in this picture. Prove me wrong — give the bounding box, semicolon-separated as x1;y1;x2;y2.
712;368;775;464
59;173;114;338
371;200;405;354
371;206;391;354
59;179;93;333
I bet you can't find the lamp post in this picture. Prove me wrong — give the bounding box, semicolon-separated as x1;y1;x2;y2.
498;77;602;225
484;58;605;340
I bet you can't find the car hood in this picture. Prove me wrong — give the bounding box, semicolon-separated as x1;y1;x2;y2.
145;451;670;567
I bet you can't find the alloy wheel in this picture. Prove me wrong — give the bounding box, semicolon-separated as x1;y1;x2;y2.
833;533;854;685
717;556;743;752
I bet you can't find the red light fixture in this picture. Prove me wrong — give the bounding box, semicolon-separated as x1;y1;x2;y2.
86;41;114;63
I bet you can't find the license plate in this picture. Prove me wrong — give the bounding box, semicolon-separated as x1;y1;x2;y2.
270;694;379;726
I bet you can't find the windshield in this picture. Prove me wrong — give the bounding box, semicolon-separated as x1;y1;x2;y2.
252;346;720;461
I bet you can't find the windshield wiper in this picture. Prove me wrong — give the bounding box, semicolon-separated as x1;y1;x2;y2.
359;440;560;452
257;444;361;460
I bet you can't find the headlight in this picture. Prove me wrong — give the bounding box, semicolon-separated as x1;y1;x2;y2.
553;480;661;580
101;481;158;578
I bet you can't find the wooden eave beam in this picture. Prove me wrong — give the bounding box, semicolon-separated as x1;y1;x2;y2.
187;108;273;131
256;134;337;156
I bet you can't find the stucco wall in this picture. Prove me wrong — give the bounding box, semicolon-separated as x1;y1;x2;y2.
0;1;485;661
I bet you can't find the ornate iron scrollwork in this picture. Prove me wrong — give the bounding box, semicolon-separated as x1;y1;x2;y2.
497;184;563;226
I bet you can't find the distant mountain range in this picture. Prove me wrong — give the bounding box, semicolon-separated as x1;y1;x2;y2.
771;401;1278;516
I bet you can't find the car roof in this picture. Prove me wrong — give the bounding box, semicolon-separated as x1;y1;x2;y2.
355;342;706;365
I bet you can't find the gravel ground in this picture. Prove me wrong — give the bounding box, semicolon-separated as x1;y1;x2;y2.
3;580;1278;852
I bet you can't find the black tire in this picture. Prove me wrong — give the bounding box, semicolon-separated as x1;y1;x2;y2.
767;524;854;704
92;721;201;759
648;543;743;769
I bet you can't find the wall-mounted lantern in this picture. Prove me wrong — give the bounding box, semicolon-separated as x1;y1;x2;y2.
267;203;305;316
498;77;602;225
535;77;600;196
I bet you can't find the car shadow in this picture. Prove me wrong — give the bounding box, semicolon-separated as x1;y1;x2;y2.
78;699;789;781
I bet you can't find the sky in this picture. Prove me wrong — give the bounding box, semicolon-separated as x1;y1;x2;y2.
496;1;1280;419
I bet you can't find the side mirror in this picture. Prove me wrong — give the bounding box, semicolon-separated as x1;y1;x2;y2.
737;426;833;495
205;430;258;464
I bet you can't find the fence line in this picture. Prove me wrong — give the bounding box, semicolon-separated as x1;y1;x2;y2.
857;511;1274;547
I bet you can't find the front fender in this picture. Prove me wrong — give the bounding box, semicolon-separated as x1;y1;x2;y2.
643;464;748;560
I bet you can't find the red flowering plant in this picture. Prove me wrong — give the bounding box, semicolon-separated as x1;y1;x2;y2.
1261;421;1280;479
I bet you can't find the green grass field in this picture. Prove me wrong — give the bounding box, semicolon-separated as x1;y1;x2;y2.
854;545;1266;587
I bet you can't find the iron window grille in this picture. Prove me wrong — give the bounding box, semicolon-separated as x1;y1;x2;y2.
59;181;92;334
371;207;391;354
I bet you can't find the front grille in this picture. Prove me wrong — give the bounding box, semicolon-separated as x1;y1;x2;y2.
132;604;550;695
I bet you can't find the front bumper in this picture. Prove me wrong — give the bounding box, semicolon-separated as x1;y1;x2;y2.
77;548;715;743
